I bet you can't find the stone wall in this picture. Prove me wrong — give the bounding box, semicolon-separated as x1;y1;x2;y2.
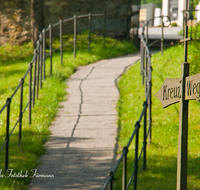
0;0;31;45
0;0;140;45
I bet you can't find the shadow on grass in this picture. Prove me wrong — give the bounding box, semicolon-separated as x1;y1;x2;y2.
113;153;200;190
0;130;47;184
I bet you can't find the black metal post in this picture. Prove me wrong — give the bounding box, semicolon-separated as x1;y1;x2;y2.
103;13;106;47
5;97;11;171
134;122;140;190
40;35;43;89
143;101;147;170
49;24;53;75
88;13;91;53
43;29;46;80
145;49;148;96
60;19;63;64
146;21;148;46
141;27;145;85
33;50;37;106
182;12;185;39
18;78;24;146
140;39;143;76
140;27;144;75
36;42;40;99
148;59;152;145
161;19;164;55
74;15;77;58
110;178;113;190
29;63;33;124
122;147;128;190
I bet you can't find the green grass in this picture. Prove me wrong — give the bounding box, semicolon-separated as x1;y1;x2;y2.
0;34;137;189
116;41;200;189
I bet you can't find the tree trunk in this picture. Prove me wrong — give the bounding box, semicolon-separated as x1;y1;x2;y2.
31;0;44;48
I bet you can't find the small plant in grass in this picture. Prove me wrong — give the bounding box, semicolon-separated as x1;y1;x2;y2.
0;34;137;189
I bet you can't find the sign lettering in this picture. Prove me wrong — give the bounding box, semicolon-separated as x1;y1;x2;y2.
155;78;181;108
185;73;200;101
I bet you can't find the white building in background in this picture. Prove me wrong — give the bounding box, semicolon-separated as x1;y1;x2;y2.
196;2;200;22
162;0;187;26
154;8;162;26
135;0;200;27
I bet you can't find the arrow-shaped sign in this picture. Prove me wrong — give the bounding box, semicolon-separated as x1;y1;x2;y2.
155;78;182;108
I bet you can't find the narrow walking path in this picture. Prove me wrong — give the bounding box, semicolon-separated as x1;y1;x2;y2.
28;53;140;190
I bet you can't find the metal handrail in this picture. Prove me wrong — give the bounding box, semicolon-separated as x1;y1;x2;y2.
141;15;171;55
0;12;110;171
102;24;152;190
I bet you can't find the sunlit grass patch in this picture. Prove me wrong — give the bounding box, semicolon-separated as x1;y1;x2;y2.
116;41;200;189
0;34;137;189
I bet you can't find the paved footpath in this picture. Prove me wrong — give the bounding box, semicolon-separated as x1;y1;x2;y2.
28;53;140;190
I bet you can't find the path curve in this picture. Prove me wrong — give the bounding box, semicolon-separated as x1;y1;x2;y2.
28;53;140;190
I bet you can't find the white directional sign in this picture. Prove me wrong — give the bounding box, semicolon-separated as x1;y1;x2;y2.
156;73;200;108
155;78;181;108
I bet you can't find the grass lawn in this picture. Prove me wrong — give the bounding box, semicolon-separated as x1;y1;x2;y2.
116;41;200;189
0;34;137;189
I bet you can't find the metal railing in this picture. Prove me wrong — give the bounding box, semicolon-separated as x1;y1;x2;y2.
0;13;108;171
102;24;152;190
141;16;171;55
182;9;200;40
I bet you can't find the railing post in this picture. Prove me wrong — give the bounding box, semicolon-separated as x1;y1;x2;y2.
190;20;192;39
18;78;24;146
33;50;37;106
39;34;43;89
148;57;152;145
143;101;147;170
145;21;148;46
29;63;33;125
110;180;113;190
43;29;46;80
134;121;140;190
74;15;77;58
182;12;185;39
60;19;63;64
141;27;145;85
49;24;53;75
88;13;91;53
5;97;11;171
161;18;164;55
103;13;106;47
145;49;148;96
145;21;148;95
140;28;143;74
108;171;114;190
36;41;40;99
122;146;128;190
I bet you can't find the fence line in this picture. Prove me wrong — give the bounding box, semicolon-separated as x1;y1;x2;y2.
182;9;200;40
102;23;152;190
0;12;109;171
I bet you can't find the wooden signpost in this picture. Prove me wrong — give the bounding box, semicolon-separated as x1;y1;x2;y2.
155;26;200;190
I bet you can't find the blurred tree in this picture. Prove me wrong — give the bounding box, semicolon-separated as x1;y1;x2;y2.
31;0;44;47
141;0;162;8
